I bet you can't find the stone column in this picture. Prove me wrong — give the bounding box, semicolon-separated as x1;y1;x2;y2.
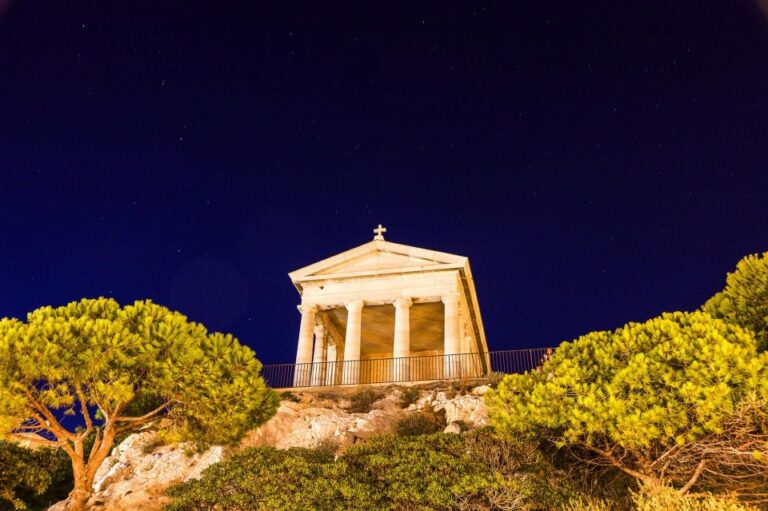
294;304;317;387
442;294;461;379
392;297;412;382
325;343;337;385
342;300;364;385
311;321;326;386
461;318;479;378
459;317;468;378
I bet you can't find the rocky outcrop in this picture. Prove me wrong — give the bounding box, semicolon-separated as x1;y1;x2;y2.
240;391;409;450
418;385;490;430
49;433;223;511
49;383;491;511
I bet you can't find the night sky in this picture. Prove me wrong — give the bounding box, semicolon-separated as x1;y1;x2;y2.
1;1;767;365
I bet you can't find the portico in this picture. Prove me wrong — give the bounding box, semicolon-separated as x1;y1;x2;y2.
290;226;489;387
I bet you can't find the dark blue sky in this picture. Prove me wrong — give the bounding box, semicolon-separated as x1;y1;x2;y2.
0;1;766;364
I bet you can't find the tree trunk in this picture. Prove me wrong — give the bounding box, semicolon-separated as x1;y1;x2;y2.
65;428;117;511
66;460;92;511
66;487;91;511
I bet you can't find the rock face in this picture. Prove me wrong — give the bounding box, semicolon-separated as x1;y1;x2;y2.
50;384;490;511
424;387;490;429
49;433;223;511
240;391;409;450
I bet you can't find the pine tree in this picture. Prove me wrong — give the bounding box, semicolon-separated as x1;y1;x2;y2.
704;251;768;351
486;311;768;493
0;298;279;511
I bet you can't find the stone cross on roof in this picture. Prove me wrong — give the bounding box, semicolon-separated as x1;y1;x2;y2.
373;224;387;240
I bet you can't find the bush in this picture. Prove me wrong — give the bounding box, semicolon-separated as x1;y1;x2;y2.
166;430;570;511
452;420;469;432
394;412;442;436
486;311;768;494
280;391;301;403
398;387;420;408
562;497;617;511
486;371;506;388
165;447;348;511
347;388;383;413
0;441;71;511
633;486;759;511
314;437;340;456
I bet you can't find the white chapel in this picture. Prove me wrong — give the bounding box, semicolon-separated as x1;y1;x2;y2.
289;226;490;387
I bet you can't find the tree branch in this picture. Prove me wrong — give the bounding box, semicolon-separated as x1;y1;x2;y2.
679;458;707;494
76;384;94;439
8;433;61;449
583;443;657;485
114;402;169;425
22;386;75;442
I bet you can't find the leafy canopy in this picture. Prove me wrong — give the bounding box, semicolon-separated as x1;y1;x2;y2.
0;298;279;447
703;251;768;351
486;311;768;486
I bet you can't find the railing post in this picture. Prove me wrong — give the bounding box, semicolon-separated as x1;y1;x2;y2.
325;344;338;386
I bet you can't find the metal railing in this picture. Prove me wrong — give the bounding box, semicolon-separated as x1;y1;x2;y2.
262;348;552;389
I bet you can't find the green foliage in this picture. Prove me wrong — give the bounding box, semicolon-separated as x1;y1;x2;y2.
166;430;569;511
486;311;768;487
703;252;768;351
394;411;442;436
632;486;759;511
279;391;301;403
398;386;421;408
0;442;71;511
347;388;383;413
531;486;760;511
562;496;617;511
0;298;279;446
452;420;470;432
341;433;500;510
166;447;347;511
486;371;506;388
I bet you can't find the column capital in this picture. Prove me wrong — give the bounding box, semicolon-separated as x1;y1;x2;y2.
297;303;318;314
393;296;413;309
345;300;364;313
441;293;460;306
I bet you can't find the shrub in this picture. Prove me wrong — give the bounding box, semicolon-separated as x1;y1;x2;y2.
562;496;617;511
0;441;71;511
486;311;768;494
394;412;442;436
633;486;759;511
458;429;576;510
315;437;340;456
165;447;351;511
452;420;469;432
703;252;768;351
280;391;301;403
347;388;383;413
486;371;506;388
398;387;420;408
166;430;569;511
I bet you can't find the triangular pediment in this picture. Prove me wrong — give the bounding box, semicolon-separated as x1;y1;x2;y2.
315;249;452;275
289;240;467;282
